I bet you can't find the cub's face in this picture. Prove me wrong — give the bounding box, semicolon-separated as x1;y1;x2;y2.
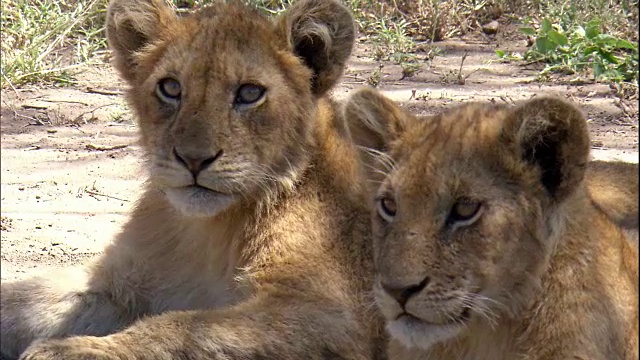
106;0;354;216
135;15;314;217
343;89;589;349
371;108;551;349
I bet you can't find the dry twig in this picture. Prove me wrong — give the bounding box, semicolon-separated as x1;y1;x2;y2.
84;189;130;202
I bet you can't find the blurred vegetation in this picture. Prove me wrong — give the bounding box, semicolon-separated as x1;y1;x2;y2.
497;18;638;83
1;0;637;88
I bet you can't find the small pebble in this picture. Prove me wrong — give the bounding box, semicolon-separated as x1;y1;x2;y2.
482;21;500;35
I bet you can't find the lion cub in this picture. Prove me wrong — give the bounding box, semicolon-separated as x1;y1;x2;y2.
2;1;386;359
344;88;638;360
586;160;639;245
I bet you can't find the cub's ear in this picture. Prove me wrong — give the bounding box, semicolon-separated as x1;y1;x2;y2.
278;0;355;95
106;0;176;82
343;88;413;188
343;88;411;152
504;96;590;201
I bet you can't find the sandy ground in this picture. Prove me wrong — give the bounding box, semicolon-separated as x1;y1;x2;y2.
1;27;638;281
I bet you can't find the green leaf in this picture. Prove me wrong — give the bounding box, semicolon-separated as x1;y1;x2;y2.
540;19;552;34
594;34;618;47
520;27;537;36
585;20;601;39
574;26;586;38
583;46;598;56
615;39;637;50
593;62;604;78
536;36;557;54
597;49;619;64
600;68;623;81
548;30;568;47
495;49;505;57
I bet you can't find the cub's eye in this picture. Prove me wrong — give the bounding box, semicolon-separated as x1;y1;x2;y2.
447;199;483;228
235;84;266;107
156;78;181;105
376;196;397;222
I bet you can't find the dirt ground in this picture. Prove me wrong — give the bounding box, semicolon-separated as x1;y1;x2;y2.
1;26;638;281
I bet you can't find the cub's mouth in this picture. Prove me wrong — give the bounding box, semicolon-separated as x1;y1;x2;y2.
396;306;472;326
186;184;226;195
164;184;236;217
386;306;472;350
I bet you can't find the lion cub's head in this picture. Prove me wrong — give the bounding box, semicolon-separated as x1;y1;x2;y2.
344;89;590;349
106;0;354;216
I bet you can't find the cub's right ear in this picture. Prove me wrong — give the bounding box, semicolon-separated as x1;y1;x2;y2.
106;0;176;82
343;88;410;153
343;88;412;189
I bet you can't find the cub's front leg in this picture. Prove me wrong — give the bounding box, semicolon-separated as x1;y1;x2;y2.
1;265;141;360
20;293;369;360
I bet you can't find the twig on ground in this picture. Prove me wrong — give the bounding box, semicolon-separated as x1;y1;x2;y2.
456;52;480;85
72;103;116;125
84;189;129;202
1;68;20;98
85;87;123;96
40;98;90;106
85;144;128;151
499;95;517;105
12;108;48;126
22;103;49;110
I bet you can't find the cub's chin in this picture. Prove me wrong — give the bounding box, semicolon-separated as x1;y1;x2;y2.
164;185;236;217
386;314;466;350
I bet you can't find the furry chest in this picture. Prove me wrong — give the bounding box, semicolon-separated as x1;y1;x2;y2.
146;268;247;313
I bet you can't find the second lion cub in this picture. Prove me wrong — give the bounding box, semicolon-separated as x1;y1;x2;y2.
344;88;638;360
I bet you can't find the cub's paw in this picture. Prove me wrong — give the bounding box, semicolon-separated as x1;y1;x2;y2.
19;337;119;360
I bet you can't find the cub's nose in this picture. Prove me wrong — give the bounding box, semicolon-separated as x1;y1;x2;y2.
173;148;222;177
381;277;430;307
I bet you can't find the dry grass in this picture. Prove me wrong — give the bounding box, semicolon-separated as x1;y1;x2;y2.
1;0;637;89
1;0;109;88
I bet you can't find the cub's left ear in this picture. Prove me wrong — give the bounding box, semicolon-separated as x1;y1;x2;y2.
277;0;355;95
504;96;590;201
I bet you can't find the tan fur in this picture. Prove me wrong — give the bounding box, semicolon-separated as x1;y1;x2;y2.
344;88;638;360
586;160;639;245
2;1;387;359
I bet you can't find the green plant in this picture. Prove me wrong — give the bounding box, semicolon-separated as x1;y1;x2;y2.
371;18;415;54
494;49;523;61
499;18;638;83
439;52;478;85
366;18;424;79
390;52;421;79
525;0;638;44
367;64;384;87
